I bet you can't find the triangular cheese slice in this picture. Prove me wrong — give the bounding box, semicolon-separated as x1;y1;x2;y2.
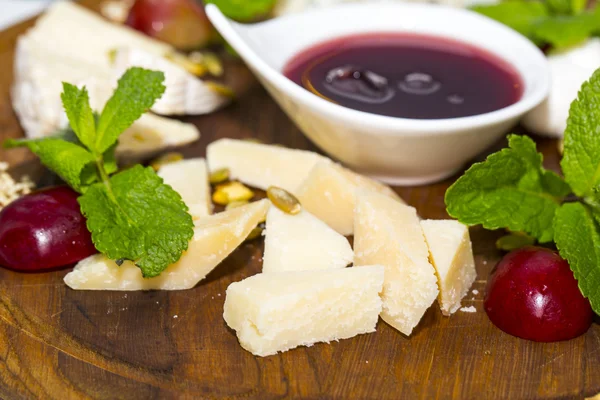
262;206;353;272
353;191;438;336
64;199;270;290
420;220;477;316
207;139;329;193
297;161;404;236
157;158;213;220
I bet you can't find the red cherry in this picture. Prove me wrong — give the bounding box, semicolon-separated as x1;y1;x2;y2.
485;246;593;342
126;0;216;50
0;186;97;272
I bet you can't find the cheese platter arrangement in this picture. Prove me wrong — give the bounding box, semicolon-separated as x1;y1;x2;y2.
0;0;599;398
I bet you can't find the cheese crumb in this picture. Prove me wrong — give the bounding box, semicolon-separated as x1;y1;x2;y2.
0;162;35;210
472;289;479;295
460;306;477;313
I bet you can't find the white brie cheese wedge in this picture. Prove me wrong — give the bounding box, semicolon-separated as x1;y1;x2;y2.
64;199;270;290
12;37;200;158
157;158;213;220
421;220;477;316
297;161;403;236
23;1;171;70
354;191;438;336
223;265;384;356
207;139;329;193
12;36;112;139
262;206;353;272
113;48;230;116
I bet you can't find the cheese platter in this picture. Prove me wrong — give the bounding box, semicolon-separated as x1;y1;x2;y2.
0;0;598;398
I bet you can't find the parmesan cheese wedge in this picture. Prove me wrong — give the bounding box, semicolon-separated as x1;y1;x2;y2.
297;161;404;236
223;265;385;356
206;139;329;193
421;220;477;316
157;158;213;220
354;191;438;336
262;206;353;272
113;48;231;116
64;199;270;290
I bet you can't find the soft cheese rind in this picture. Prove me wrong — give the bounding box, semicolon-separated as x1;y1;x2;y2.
158;158;213;220
64;200;270;290
420;220;477;315
113;48;230;116
262;206;353;272
354;191;438;336
206;139;329;193
223;265;385;357
12;37;200;156
297;161;403;235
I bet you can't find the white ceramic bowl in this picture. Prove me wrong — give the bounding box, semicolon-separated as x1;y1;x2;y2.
206;3;550;185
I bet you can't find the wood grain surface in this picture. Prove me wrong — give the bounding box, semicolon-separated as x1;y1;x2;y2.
0;3;599;399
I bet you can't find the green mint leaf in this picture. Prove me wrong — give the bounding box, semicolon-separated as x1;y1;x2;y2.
496;232;536;251
553;202;600;314
5;138;96;193
533;12;600;49
471;2;549;42
445;135;570;242
103;143;118;175
561;68;600;197
545;0;585;15
570;0;587;15
95;67;165;154
204;0;277;21
78;165;194;278
60;83;96;150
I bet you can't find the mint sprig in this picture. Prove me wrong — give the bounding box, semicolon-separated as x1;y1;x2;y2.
472;0;600;50
445;68;600;314
445;135;570;243
79;165;192;278
5;67;194;278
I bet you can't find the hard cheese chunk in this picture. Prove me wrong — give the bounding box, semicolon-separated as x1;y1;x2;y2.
223;265;384;356
206;139;329;193
262;206;353;272
64;200;269;290
354;191;438;336
421;220;477;315
158;158;212;220
297;161;404;236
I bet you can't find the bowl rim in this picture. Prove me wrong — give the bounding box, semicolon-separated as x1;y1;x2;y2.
206;2;550;136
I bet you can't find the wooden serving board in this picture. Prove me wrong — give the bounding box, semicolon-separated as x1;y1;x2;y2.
0;3;599;399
